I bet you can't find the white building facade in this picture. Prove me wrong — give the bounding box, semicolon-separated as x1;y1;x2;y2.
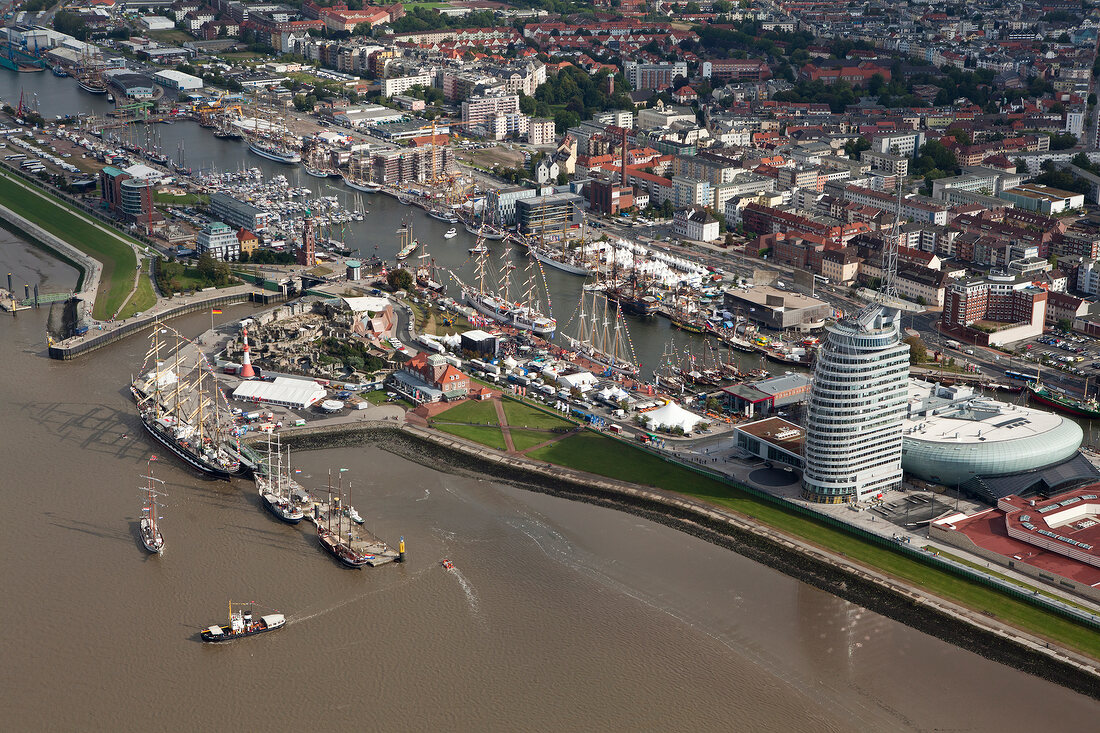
801;306;910;504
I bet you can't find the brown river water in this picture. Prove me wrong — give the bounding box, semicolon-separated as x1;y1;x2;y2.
1;236;1098;731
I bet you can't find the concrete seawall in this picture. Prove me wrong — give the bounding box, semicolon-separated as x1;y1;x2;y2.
0;202;101;299
246;417;1100;696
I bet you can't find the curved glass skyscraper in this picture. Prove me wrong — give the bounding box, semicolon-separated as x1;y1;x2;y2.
802;306;910;504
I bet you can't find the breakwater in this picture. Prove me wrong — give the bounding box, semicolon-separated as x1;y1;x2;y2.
250;416;1100;697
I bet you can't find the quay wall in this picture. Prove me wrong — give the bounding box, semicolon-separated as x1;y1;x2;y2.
245;417;1100;697
47;290;279;360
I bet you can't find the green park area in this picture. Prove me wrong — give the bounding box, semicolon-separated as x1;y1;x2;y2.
525;430;1100;659
432;398;574;452
153;191;209;206
0;170;139;319
116;258;157;320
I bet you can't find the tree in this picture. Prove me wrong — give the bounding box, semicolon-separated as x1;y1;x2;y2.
903;335;928;364
387;268;414;292
1058;318;1073;333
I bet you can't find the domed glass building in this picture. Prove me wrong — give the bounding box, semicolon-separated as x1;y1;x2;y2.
902;381;1083;487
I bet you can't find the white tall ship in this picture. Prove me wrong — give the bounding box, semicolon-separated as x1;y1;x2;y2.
452;236;555;337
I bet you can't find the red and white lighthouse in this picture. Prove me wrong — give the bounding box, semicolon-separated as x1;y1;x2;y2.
239;327;256;379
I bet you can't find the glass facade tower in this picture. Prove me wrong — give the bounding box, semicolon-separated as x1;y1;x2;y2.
802;306;910;504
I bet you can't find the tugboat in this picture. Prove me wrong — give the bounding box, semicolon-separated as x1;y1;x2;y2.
200;601;285;642
139;457;165;554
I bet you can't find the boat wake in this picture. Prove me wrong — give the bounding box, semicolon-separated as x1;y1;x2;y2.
288;567;432;626
416;489;431;502
446;565;479;616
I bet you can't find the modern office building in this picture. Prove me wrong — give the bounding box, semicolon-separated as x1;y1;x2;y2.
516;192;582;235
210;191;273;232
801;306;910;504
195;221;240;260
486;186;537;226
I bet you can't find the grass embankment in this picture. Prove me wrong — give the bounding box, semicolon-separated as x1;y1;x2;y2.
527;431;1100;659
0;170;137;319
116;259;157;320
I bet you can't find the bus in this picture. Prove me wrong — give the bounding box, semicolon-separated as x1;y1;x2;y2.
1004;369;1039;383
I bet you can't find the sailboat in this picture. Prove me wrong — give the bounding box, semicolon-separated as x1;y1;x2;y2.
317;470;370;568
139;457;165;554
174;141;192;176
130;322;242;479
396;221;418;260
526;206;596;276
256;432;304;524
451;245;556;337
563;287;640;376
415;229;443;291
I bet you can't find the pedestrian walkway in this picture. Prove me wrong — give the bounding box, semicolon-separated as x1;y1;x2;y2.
493;398;516;453
516;427;584;455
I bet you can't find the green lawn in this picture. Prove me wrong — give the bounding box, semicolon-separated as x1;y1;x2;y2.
526;431;1100;658
435;398;499;425
0;171;137;319
364;390;390;405
435;423;506;451
509;428;557;452
116;260;157;319
148;29;193;43
153;191;208;206
501;398;573;430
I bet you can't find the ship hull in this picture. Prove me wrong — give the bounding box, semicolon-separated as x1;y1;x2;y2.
318;532;368;568
77;80;107;94
428;210;458;223
140;518;163;553
463;290;555;336
248;143;302;164
200;618;284;642
343;177;381;193
531;248;593;276
671;318;705;334
259;489;304;524
139;412;238;481
1027;387;1100;419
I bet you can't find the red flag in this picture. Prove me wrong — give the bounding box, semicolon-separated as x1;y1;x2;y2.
149;455;158;462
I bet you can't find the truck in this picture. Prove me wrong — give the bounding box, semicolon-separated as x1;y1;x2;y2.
946;340;962;350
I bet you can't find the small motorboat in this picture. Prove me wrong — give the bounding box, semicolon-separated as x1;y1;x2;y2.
469;244;487;254
441;559;455;570
443;228;457;239
345;506;364;524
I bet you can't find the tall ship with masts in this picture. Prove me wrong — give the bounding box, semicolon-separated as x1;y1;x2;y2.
562;287;640;376
317;470;370;568
76;48;107;94
452;241;556;337
256;433;305;524
130;323;242;480
139;458;166;554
